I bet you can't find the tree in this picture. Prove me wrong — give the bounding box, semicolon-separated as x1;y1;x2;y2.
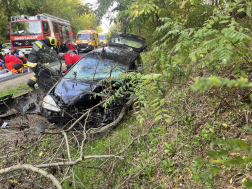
0;0;100;40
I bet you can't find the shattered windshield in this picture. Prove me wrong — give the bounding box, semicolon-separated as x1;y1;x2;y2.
64;57;128;81
11;21;42;36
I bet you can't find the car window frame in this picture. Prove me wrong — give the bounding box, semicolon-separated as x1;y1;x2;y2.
63;54;128;81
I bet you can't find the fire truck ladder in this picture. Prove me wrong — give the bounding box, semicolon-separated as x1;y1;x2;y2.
39;14;71;26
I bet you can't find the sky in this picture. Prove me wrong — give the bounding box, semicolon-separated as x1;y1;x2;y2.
83;0;117;33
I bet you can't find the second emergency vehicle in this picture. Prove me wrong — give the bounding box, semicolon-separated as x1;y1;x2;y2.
10;14;73;56
98;33;108;46
75;30;99;53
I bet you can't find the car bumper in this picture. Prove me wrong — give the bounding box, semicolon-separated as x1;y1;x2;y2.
100;42;107;47
77;45;94;52
42;108;72;124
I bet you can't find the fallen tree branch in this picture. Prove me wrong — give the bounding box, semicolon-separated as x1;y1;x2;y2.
36;155;124;168
62;131;76;189
0;164;62;189
87;97;135;134
42;100;105;134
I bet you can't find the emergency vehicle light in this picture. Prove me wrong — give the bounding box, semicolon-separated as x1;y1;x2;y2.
37;15;40;19
12;17;15;21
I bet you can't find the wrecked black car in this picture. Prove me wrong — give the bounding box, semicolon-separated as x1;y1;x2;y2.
41;33;146;126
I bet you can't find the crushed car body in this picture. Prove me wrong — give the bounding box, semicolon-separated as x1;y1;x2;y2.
41;33;146;126
1;33;146;128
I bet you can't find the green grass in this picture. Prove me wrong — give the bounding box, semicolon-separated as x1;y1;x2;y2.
62;115;174;188
0;84;31;98
62;116;143;188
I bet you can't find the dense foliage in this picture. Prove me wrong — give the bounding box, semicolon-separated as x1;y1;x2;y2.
96;0;252;188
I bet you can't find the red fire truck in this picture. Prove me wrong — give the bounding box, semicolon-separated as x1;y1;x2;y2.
10;14;73;56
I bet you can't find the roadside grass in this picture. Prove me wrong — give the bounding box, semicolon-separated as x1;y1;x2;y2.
61;106;197;188
61;83;252;188
0;84;31;98
2;80;251;188
2;51;252;188
62;116;138;188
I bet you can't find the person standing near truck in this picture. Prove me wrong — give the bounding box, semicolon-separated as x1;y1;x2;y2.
26;37;58;90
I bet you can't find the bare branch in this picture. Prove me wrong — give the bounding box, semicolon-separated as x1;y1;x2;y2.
36;155;123;169
0;164;62;189
87;97;135;134
42;100;106;134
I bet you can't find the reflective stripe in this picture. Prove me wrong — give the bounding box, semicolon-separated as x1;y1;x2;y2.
23;64;27;69
31;77;37;82
11;69;17;73
27;62;37;67
35;41;43;49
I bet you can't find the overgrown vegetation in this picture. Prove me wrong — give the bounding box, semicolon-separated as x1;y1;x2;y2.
95;0;252;188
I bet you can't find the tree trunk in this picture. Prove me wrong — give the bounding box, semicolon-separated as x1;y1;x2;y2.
152;14;156;29
155;13;159;27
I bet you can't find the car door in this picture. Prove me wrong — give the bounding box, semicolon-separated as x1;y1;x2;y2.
36;46;63;91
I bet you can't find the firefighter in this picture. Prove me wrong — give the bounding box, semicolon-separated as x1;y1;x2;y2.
58;52;82;73
9;47;27;71
2;52;24;73
27;37;58;90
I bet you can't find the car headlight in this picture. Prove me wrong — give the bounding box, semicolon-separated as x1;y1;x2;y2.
42;95;61;112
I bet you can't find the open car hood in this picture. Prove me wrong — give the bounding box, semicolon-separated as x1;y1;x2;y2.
108;33;147;53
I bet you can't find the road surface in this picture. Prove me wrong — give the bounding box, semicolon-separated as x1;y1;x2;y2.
0;52;86;91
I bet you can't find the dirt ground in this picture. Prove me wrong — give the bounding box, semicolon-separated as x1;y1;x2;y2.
0;73;34;91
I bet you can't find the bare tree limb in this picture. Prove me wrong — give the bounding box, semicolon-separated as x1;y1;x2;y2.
36;155;123;169
62;131;76;189
87;97;135;134
42;100;106;134
0;164;62;189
